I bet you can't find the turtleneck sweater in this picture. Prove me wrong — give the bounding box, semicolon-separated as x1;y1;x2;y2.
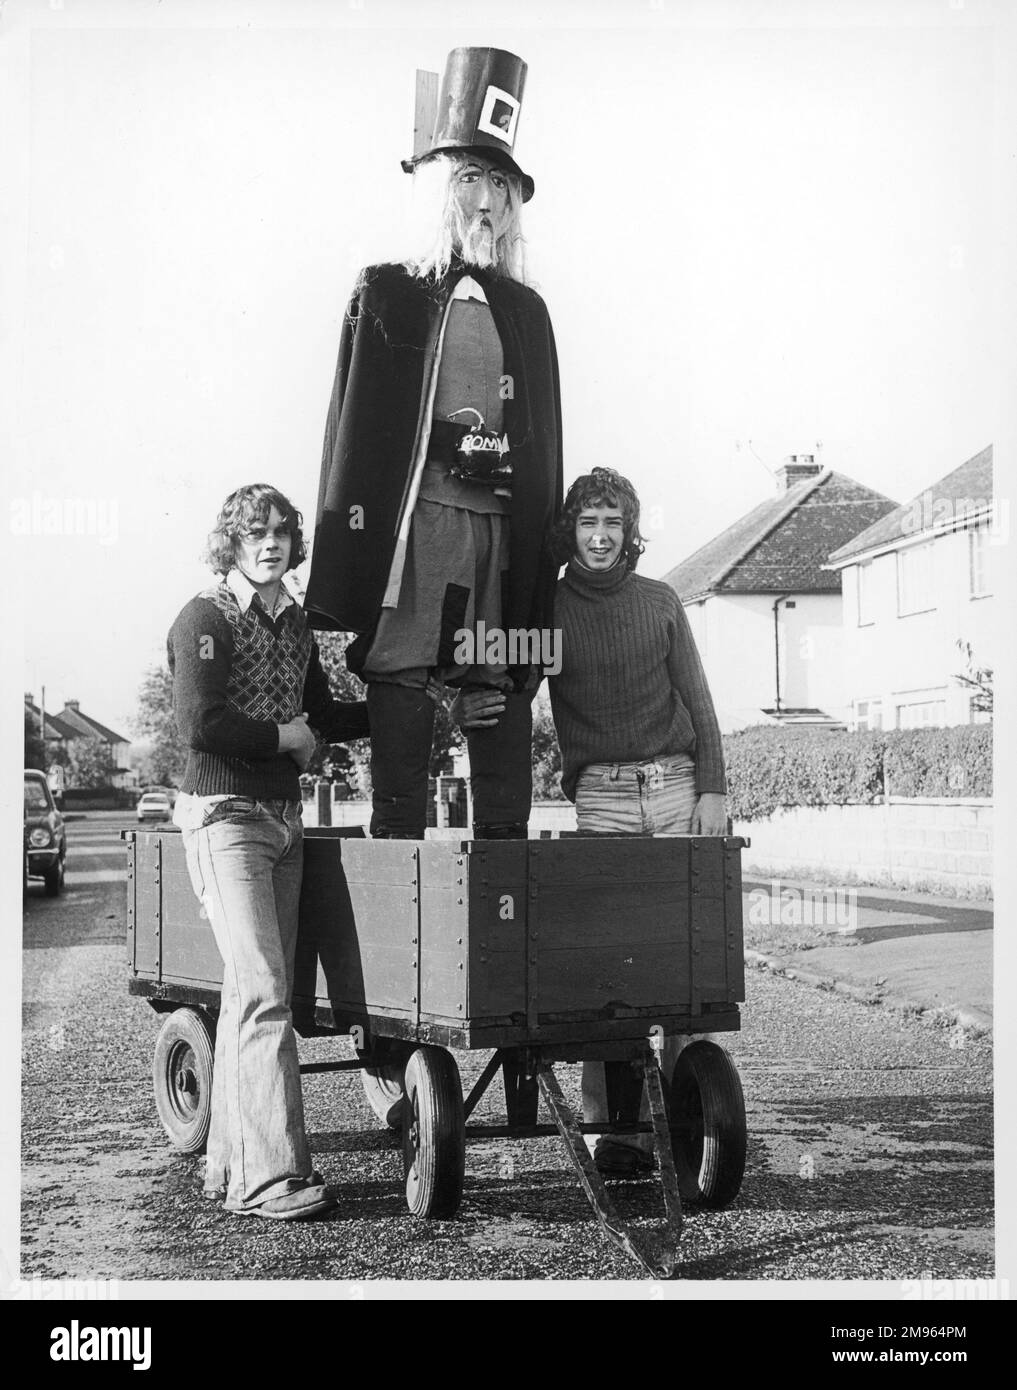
549;557;726;803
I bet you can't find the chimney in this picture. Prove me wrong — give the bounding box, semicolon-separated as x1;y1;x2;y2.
65;700;80;711
775;453;821;493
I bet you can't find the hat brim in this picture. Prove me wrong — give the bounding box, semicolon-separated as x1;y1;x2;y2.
401;145;534;202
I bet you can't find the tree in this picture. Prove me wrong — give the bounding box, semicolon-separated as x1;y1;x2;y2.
312;633;372;790
64;738;116;789
131;665;188;787
531;686;564;800
24;707;47;771
952;640;993;715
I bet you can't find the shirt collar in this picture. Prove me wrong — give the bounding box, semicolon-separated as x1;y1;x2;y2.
451;274;488;304
226;567;295;619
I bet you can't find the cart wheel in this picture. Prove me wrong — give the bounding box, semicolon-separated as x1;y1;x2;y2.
153;1008;215;1155
357;1037;416;1129
669;1039;746;1208
402;1045;466;1219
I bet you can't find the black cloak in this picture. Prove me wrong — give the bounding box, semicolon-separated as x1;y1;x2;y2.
304;261;563;672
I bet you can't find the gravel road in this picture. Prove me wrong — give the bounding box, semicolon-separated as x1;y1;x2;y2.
21;815;993;1285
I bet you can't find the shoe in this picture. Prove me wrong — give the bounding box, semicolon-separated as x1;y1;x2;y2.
205;1169;323;1203
593;1140;656;1178
236;1176;335;1222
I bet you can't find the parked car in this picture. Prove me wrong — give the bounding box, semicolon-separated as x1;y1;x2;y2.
137;791;173;823
24;769;67;896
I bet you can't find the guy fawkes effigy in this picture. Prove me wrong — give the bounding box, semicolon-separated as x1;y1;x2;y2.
304;46;563;841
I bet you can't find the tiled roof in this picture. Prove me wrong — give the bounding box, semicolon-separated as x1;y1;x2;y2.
24;701;81;742
56;706;130;746
827;445;993;565
663;470;899;599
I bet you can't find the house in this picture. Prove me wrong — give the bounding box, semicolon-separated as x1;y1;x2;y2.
662;456;899;732
26;694;134;788
24;697;80;759
824;445;995;730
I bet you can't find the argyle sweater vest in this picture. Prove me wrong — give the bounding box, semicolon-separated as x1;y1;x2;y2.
169;582;314;800
203;583;311;724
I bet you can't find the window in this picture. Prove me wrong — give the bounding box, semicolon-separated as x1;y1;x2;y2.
969;524;991;598
855;699;883;732
896;699;946;729
856;563;874;626
897;541;936;616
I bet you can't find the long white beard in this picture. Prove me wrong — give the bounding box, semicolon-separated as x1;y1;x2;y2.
457;215;499;269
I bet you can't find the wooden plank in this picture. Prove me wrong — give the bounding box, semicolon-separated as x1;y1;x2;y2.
528;882;690;950
412;69;439;158
132;835;162;977
463;842;528;1021
297;839;419;1018
724;841;747;1003
536;944;690;1016
159;844;223;983
529;838;692;887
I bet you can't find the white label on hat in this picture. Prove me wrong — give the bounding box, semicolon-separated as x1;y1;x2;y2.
477;85;519;145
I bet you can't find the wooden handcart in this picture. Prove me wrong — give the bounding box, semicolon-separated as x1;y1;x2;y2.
126;828;749;1277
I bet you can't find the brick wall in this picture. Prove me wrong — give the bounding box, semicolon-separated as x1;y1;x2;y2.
734;798;992;898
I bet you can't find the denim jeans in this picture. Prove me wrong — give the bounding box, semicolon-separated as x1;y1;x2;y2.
181;798;313;1210
575;751;698;836
575;753;708;1156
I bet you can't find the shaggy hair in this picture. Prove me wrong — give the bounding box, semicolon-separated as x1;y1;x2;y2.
404;151;526;284
204;483;307;576
550;467;647;572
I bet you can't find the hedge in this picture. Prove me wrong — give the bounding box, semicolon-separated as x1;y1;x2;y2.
724;723;992;821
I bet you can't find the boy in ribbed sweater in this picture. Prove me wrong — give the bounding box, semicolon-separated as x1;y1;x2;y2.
457;468;728;1175
168;484;369;1219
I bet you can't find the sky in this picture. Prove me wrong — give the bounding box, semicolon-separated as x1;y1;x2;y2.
3;0;1016;1299
3;0;1012;736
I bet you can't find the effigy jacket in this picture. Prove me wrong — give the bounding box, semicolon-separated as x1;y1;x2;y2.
304;260;563;669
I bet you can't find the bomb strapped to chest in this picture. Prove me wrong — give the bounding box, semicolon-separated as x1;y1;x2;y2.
444;408;512;488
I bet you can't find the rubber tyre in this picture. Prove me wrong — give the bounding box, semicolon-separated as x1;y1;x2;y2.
357;1037;416;1129
402;1046;466;1219
43;855;64;897
153;1008;216;1155
669;1039;746;1208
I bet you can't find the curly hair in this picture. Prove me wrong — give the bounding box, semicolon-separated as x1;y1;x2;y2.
203;484;307;576
550;467;646;571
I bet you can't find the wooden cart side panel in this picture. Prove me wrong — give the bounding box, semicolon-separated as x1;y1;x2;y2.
132;835;162;977
689;840;729;1011
417;843;468;1022
125;834;136;974
724;840;747;1002
464;842;528;1021
294;838;420;1021
528;840;695;1020
159;838;223;984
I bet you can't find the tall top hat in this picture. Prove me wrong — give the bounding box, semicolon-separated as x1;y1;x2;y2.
401;46;534;201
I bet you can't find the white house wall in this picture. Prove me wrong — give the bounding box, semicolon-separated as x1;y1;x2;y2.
684;592;845;732
840;526;995;728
